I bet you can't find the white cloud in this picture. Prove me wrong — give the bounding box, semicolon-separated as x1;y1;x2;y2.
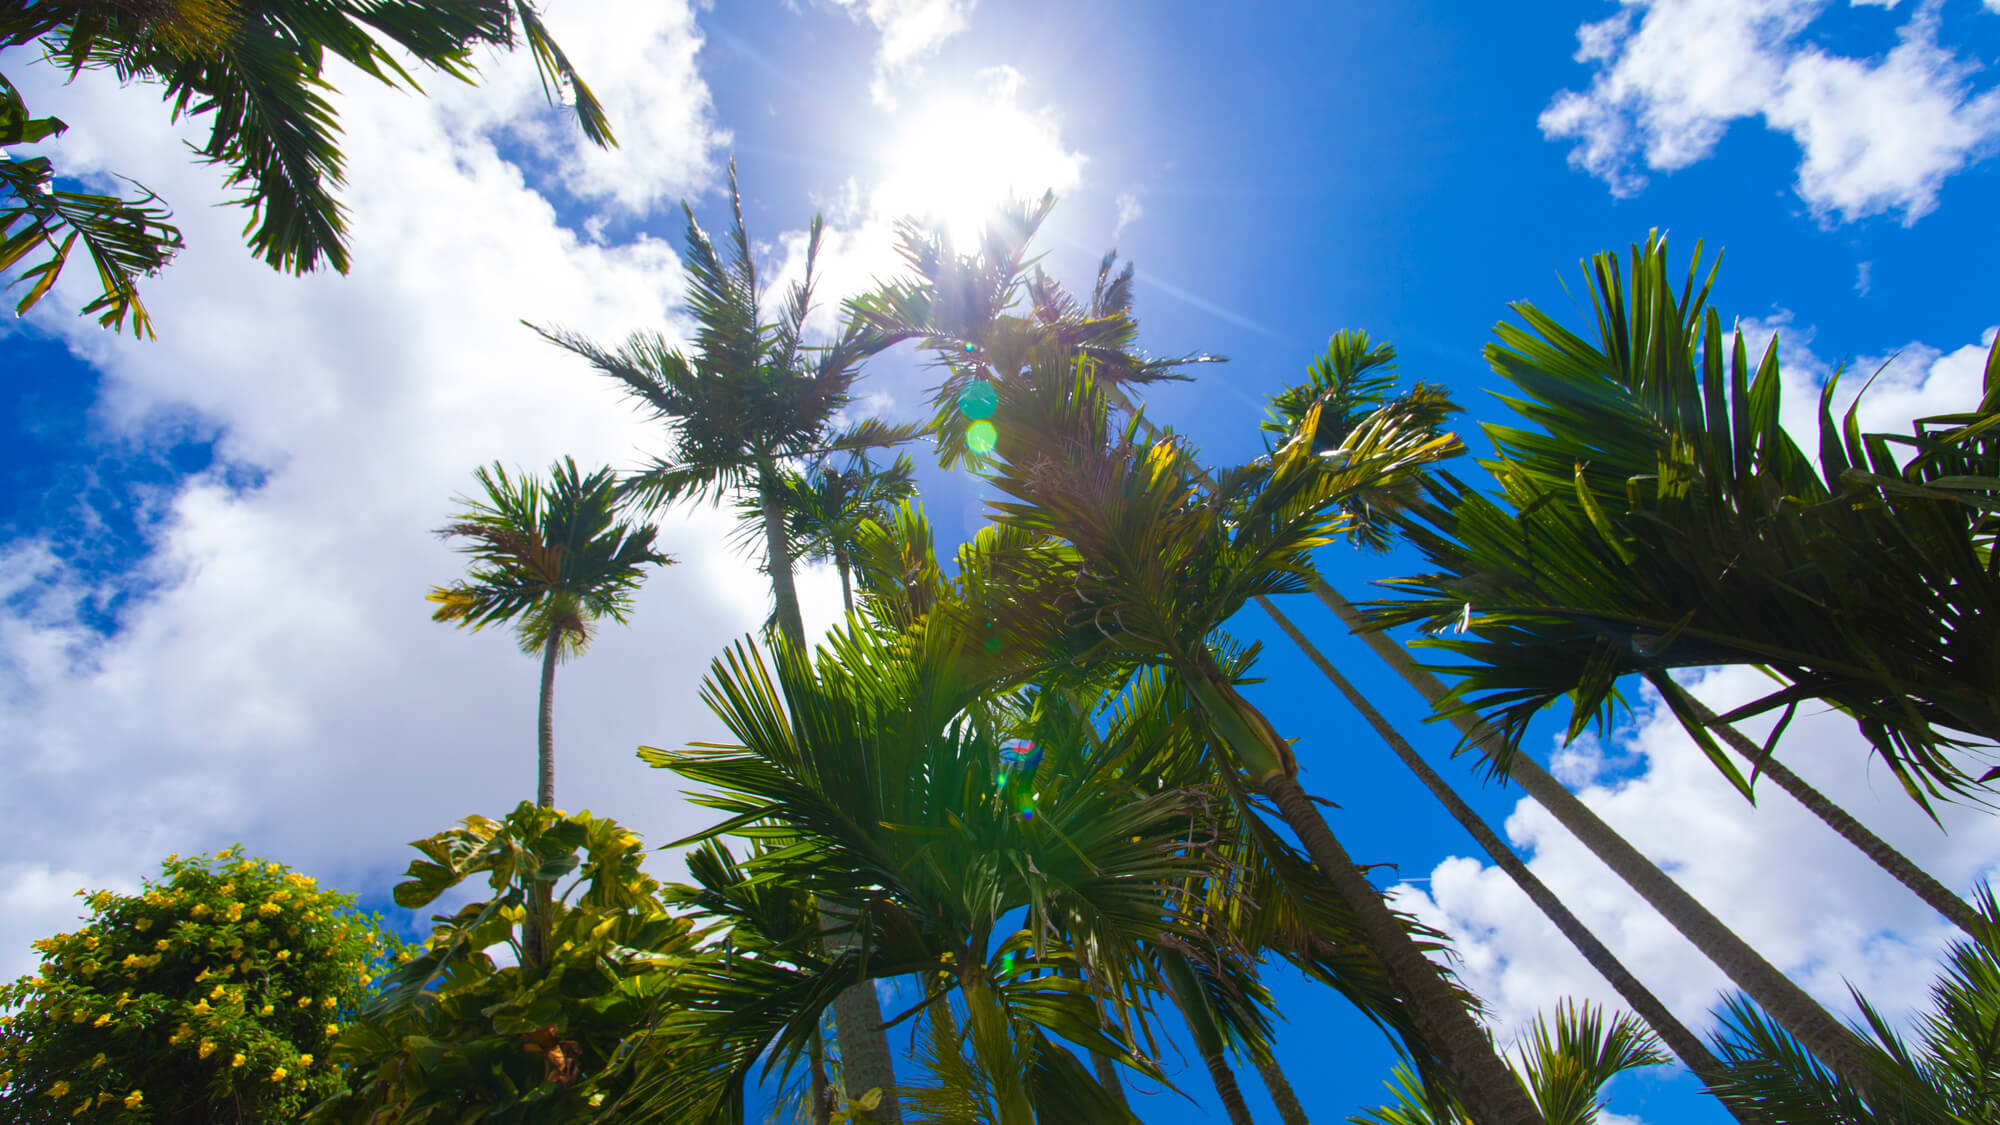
1542;0;2000;222
1732;313;1997;446
826;0;978;107
0;6;844;978
1113;191;1145;241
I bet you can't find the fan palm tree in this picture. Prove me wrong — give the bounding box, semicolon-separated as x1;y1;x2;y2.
1362;234;1986;935
3;0;611;336
1351;1002;1671;1125
532;164;917;1119
427;456;670;967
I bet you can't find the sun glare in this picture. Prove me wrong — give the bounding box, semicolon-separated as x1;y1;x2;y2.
873;88;1085;246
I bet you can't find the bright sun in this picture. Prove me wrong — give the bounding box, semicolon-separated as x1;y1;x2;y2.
873;87;1085;246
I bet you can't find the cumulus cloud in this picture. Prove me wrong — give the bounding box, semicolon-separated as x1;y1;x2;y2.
1541;0;2000;223
1113;191;1145;241
0;5;858;978
826;0;978;107
1386;322;2000;1054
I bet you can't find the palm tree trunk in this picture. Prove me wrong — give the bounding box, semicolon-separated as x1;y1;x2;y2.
836;546;855;618
1682;693;1983;936
1202;1046;1258;1125
523;628;561;971
764;484;808;648
1306;580;1882;1095
1258;595;1760;1123
1253;1054;1309;1125
810;1017;833;1125
764;479;902;1122
1261;771;1544;1125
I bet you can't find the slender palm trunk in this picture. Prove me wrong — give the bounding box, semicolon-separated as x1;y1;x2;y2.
1307;580;1881;1094
1261;771;1544;1125
764;480;902;1123
836;546;855;618
1202;1046;1257;1125
1254;1054;1309;1125
1683;694;1983;936
523;629;561;970
1258;596;1760;1123
810;1020;832;1125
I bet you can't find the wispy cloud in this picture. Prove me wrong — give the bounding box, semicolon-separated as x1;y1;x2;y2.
1541;0;2000;223
825;0;978;107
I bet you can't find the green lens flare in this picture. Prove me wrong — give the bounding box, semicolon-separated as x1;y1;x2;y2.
957;381;997;420
965;420;998;455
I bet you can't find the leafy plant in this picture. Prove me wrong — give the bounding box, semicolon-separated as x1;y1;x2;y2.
313;804;700;1125
0;848;400;1124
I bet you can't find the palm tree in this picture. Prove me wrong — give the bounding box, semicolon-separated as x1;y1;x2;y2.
854;209;1542;1121
427;456;669;967
1708;889;2000;1121
532;163;916;1119
1360;234;1986;937
3;0;611;336
770;454;919;616
1351;1002;1671;1125
1254;336;1758;1121
638;622;1207;1125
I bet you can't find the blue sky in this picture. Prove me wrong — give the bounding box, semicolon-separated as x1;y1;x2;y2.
5;1;2000;1121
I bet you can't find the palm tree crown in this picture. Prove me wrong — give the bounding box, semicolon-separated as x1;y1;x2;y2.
428;457;670;660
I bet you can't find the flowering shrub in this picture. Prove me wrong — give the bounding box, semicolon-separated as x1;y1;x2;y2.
0;848;400;1123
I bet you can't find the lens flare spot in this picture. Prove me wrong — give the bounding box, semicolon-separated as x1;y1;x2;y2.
965;420;998;455
958;381;997;420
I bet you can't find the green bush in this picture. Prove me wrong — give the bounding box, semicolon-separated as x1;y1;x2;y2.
0;848;400;1123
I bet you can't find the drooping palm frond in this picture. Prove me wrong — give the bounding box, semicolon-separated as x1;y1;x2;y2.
1365;232;2000;810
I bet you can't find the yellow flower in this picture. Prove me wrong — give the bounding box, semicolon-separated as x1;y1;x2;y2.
123;1091;143;1110
191;999;210;1016
198;1040;216;1059
82;935;98;950
275;950;291;961
90;1052;106;1068
154;939;169;952
218;884;235;896
169;1025;191;1045
190;904;211;918
296;997;310;1008
92;1013;112;1028
320;995;335;1009
268;1067;287;1082
71;1097;89;1116
209;985;225;1001
258;1004;274;1017
47;1080;70;1098
323;1024;339;1037
223;903;244;923
257;903;281;917
133;918;151;932
296;1053;314;1067
230;1052;245;1068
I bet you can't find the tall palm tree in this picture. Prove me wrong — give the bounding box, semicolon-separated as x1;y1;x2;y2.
1256;335;1758;1121
4;0;611;336
533;163;916;1119
1361;235;1986;938
427;455;669;965
770;454;918;616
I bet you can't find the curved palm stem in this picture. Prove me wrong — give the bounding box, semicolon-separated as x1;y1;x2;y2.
1309;581;1880;1094
1258;595;1760;1124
